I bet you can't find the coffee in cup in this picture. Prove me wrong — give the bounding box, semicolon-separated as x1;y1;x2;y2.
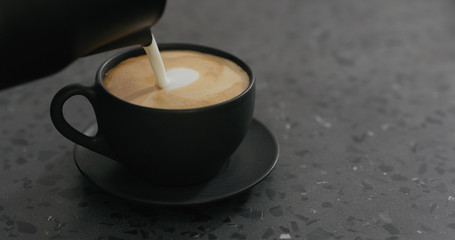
103;50;249;109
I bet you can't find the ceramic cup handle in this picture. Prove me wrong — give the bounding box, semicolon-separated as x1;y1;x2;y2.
50;84;115;159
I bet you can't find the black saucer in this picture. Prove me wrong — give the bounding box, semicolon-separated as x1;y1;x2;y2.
73;118;279;205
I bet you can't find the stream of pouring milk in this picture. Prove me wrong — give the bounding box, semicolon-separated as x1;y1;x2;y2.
143;34;199;90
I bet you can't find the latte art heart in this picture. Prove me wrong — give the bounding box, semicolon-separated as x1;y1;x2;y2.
164;68;199;90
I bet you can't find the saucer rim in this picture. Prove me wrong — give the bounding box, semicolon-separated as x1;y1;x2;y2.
73;118;279;206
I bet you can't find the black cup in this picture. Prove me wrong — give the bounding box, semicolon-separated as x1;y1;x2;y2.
50;43;255;186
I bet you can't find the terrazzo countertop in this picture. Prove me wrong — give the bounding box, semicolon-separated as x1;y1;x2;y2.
2;0;455;239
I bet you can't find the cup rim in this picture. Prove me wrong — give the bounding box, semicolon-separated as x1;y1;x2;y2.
96;43;255;112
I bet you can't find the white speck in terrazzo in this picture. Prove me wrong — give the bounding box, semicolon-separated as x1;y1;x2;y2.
378;211;392;223
285;123;291;130
412;177;426;186
280;233;292;239
352;166;358;171
448;196;455;201
228;223;243;229
315;115;332;128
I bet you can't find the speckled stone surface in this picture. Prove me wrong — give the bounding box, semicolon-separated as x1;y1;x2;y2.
2;0;455;239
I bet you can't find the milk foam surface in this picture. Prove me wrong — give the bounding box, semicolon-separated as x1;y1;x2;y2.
103;50;249;109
